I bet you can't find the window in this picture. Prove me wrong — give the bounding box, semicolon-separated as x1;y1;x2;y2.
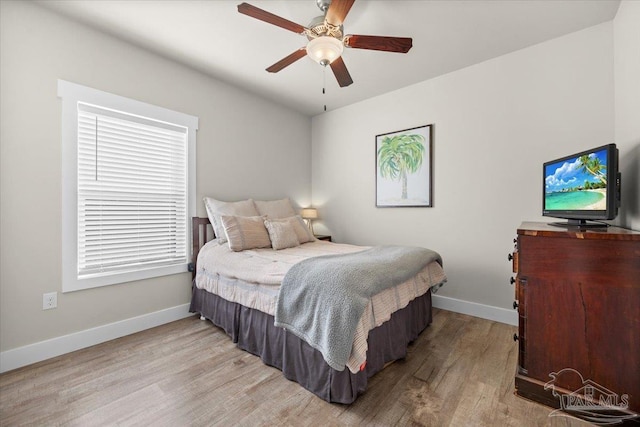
59;80;198;292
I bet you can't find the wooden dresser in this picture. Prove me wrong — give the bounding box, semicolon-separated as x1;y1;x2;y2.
510;222;640;417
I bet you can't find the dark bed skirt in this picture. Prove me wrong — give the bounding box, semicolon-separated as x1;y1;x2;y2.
189;287;433;404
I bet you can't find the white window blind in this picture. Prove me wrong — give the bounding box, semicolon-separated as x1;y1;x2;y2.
77;104;188;278
59;80;198;292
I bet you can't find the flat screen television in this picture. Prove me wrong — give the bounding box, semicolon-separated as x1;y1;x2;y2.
543;143;620;227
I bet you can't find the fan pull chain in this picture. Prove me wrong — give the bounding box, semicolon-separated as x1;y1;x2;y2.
323;66;327;112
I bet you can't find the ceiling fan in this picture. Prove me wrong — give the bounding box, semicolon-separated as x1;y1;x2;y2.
237;0;413;88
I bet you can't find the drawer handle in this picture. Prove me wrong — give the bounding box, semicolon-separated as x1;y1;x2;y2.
510;277;516;285
513;301;519;309
508;253;513;261
513;333;519;342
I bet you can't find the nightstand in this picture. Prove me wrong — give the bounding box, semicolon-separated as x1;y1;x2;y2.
315;235;331;242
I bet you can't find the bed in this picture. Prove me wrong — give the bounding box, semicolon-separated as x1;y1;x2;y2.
189;214;446;404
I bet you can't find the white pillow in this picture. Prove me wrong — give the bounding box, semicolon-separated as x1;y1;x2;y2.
267;215;315;244
264;219;300;250
254;198;296;219
203;197;258;244
220;215;271;252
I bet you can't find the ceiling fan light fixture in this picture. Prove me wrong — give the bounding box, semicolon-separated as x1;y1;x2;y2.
306;36;344;66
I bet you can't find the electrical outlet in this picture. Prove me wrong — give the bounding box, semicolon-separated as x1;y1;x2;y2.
43;292;57;310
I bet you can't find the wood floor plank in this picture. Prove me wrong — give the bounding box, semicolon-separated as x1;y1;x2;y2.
0;309;592;426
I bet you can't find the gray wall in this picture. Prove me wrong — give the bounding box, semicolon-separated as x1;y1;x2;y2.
614;0;640;231
0;1;311;353
311;22;621;313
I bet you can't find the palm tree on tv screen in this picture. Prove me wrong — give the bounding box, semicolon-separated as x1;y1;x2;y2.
378;133;425;199
578;155;607;185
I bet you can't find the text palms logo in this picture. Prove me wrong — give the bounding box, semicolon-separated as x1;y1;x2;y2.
544;368;638;425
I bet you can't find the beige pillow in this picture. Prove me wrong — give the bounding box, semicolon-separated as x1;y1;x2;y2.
254;198;296;219
203;197;258;244
220;215;271;252
268;215;315;244
264;220;300;250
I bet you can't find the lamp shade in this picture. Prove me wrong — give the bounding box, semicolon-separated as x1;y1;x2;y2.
301;208;318;220
306;36;343;66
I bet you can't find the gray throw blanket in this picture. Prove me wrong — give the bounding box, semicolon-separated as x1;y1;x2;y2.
274;245;442;371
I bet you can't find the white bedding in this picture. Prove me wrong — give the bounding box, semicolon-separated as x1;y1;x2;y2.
195;239;447;373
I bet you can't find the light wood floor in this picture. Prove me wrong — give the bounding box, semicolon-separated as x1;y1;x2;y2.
0;309;591;426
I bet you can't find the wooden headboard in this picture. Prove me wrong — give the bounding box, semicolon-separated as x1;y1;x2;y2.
190;217;214;279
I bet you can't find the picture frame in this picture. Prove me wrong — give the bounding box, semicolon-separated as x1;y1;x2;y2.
376;124;433;207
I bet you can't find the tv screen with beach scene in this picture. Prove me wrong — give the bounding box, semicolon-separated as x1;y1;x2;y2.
543;143;619;226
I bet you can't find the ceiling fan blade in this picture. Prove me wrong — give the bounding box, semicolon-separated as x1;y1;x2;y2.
345;35;413;53
266;48;307;73
237;2;306;34
329;57;353;87
325;0;355;26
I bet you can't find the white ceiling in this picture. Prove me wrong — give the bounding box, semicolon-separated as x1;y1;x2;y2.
36;0;620;116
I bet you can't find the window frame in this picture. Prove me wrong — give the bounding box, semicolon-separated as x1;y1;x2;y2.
58;80;198;292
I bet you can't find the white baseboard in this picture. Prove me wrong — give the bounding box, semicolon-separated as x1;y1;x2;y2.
0;303;193;374
432;294;518;326
1;297;515;374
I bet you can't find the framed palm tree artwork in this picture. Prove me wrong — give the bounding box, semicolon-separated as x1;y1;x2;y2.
376;124;433;207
